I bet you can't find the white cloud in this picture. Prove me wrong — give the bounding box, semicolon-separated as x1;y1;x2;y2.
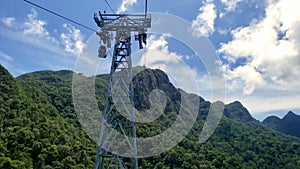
221;64;265;95
118;0;137;13
0;9;62;54
23;9;49;37
220;0;300;91
139;35;182;65
0;9;86;74
60;23;85;56
192;2;217;37
220;0;243;12
218;0;300;113
138;35;200;93
1;17;15;27
20;8;59;45
2;9;85;58
224;87;300;119
217;28;230;35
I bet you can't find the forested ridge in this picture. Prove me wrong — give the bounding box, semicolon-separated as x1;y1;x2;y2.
263;111;300;138
1;64;300;168
0;65;96;168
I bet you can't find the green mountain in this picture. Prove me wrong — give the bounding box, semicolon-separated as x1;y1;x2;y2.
224;101;255;123
0;65;96;168
263;111;300;138
1;64;300;168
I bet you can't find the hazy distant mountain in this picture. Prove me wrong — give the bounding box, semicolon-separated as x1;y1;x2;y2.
263;111;300;137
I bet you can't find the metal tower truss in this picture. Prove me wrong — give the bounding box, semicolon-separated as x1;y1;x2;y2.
94;12;151;169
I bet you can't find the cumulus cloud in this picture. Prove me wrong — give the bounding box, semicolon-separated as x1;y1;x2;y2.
118;0;137;13
219;0;300;95
23;9;50;37
138;35;200;94
192;1;217;37
20;8;59;45
221;64;265;95
1;17;15;27
139;35;182;66
2;9;51;39
60;24;85;56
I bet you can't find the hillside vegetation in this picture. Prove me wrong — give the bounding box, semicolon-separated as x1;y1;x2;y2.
1;64;300;168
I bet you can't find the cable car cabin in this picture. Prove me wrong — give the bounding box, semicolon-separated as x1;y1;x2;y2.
98;45;107;58
141;99;150;109
142;100;147;106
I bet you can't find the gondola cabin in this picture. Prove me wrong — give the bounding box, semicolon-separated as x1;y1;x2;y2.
98;45;107;58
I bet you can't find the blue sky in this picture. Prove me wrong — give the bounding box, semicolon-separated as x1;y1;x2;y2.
1;0;300;120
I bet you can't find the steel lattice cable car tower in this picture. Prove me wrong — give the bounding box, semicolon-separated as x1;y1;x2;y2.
93;2;151;169
22;0;150;168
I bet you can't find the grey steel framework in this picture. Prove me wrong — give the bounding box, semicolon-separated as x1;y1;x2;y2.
93;12;151;169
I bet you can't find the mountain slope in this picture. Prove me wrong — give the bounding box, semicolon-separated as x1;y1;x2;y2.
263;111;300;138
0;65;96;168
2;64;300;168
224;101;255;122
